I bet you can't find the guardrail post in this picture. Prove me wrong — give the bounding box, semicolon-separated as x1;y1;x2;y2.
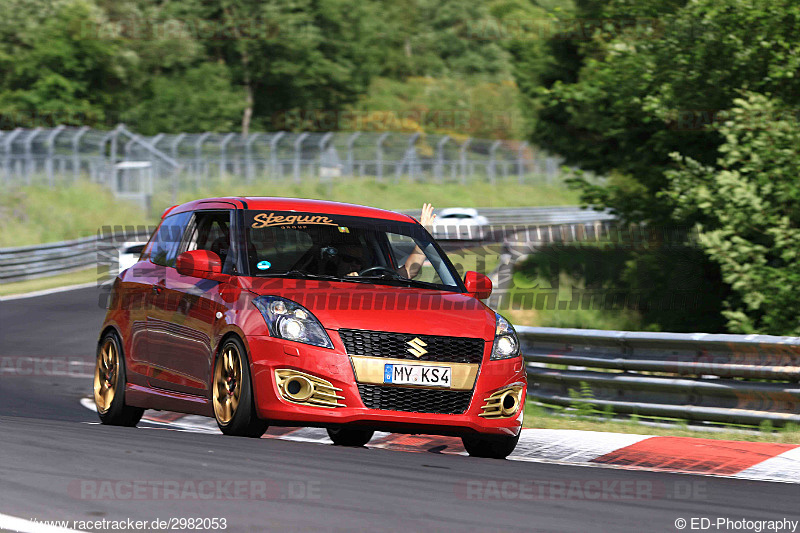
72;126;88;183
517;141;527;184
376;133;389;182
194;132;211;186
488;140;501;185
109;126;121;191
317;132;333;180
219;133;235;181
435;135;450;183
0;131;4;185
244;132;261;182
459;137;471;185
0;129;20;184
398;132;420;182
269;132;285;178
346;132;360;177
293;132;309;183
23;127;41;184
44;125;64;187
168;133;183;161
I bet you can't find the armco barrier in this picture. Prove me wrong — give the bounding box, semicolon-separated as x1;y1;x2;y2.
518;326;800;426
0;206;613;283
0;230;151;283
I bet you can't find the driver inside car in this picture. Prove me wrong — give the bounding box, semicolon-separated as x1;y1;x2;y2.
344;203;436;279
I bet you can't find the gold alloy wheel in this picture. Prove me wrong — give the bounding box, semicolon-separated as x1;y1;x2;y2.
94;338;118;414
213;343;243;425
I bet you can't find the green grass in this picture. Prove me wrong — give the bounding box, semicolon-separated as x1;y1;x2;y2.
0;267;98;297
0;182;151;247
506;270;646;329
159;176;580;214
2;176;579;248
523;401;800;444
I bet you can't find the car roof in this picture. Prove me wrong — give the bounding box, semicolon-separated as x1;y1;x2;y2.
168;197;416;223
439;207;479;216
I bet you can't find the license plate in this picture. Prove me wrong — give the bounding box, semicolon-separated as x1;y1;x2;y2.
383;363;451;388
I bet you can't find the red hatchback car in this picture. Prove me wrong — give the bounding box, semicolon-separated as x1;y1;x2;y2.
95;198;526;458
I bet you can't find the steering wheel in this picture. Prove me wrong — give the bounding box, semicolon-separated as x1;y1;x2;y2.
358;266;400;278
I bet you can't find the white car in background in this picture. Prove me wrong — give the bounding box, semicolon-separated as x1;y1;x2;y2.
118;241;147;274
431;207;490;240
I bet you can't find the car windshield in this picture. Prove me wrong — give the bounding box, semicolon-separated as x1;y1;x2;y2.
243;210;462;291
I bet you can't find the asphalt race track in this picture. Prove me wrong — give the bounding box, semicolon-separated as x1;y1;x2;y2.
1;287;799;532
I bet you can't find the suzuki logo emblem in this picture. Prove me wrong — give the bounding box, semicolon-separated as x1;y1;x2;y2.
406;337;428;358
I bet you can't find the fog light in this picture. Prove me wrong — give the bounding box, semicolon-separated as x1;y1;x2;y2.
499;390;520;417
275;369;346;408
284;376;314;401
479;384;525;419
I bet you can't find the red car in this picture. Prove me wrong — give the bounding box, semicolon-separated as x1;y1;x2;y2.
95;198;525;458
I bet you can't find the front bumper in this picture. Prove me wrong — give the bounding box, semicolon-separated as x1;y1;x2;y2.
247;334;526;437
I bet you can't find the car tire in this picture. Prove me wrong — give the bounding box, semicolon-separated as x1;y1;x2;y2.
326;426;374;447
94;331;144;427
212;336;268;438
461;433;519;459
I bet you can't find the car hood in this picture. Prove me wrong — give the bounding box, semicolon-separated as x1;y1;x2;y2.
242;277;496;339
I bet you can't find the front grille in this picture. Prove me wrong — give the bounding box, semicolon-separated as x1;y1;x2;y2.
357;384;473;414
339;329;484;364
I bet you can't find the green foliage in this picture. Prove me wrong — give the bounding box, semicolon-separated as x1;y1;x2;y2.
376;0;511;79
509;0;800;334
0;0;132;127
665;94;800;335
0;0;521;136
514;243;727;332
123;63;244;135
519;0;800;225
567;381;596;418
351;76;524;139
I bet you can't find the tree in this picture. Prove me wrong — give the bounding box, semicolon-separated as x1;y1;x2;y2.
194;0;382;134
0;0;133;127
665;93;800;335
516;0;800;225
122;63;244;135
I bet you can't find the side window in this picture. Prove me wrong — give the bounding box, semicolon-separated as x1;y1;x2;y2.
386;233;445;284
182;211;234;273
148;211;192;268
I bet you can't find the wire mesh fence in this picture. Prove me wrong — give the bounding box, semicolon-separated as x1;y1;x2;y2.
1;125;574;205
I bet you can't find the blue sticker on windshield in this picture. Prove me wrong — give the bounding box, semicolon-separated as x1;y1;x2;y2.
256;260;272;270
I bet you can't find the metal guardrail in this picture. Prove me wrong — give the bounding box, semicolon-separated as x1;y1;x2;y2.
518;326;800;426
400;206;615;226
0;235;101;282
0;207;613;283
0;230;151;283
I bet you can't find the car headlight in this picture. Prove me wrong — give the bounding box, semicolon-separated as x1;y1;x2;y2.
491;313;520;360
253;296;334;349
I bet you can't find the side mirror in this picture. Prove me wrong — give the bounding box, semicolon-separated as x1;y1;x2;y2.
464;271;492;300
176;250;223;279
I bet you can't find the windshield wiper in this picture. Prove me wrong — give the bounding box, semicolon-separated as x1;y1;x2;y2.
260;270;375;284
261;270;339;280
